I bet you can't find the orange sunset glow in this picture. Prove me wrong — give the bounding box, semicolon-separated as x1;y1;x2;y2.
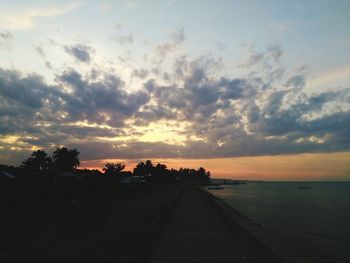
80;152;350;181
1;2;350;263
1;1;349;182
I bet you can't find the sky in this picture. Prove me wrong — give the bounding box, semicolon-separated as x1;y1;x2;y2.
0;0;349;180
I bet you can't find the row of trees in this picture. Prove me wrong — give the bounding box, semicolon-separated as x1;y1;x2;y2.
21;148;80;172
133;160;210;184
20;148;210;184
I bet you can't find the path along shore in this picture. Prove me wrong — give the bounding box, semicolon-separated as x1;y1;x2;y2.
150;186;281;263
1;185;283;263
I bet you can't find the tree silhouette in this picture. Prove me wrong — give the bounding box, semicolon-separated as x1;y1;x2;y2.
196;167;210;183
103;163;125;176
21;150;52;170
19;148;211;184
132;160;211;184
52;147;80;172
133;160;154;177
153;163;167;177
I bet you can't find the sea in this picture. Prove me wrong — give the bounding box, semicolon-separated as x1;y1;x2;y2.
207;182;350;263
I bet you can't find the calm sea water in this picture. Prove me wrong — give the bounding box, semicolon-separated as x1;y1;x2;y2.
207;182;350;263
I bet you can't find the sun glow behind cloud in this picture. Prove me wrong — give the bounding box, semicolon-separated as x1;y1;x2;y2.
136;121;187;144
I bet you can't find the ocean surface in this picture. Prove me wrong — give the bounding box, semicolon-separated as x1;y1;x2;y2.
207;182;350;263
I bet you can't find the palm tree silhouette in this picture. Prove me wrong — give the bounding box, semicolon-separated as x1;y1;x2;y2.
52;147;80;172
21;150;52;170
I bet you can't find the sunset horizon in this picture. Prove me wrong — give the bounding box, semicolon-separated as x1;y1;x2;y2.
1;0;349;181
1;1;350;262
76;151;349;181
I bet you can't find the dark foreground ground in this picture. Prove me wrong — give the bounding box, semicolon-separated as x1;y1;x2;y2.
0;185;280;263
151;186;256;263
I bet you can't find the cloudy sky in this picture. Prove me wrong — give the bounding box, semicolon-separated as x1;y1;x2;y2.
0;0;349;180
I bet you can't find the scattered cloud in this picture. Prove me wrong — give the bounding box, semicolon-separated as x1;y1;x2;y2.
132;68;149;79
0;31;13;48
113;33;134;45
0;43;349;164
34;45;53;69
239;45;282;68
64;44;93;63
155;28;185;58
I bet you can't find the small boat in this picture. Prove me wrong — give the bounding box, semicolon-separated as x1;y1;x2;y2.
297;186;312;190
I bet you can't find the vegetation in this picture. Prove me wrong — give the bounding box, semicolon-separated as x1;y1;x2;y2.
0;146;211;256
21;147;80;172
103;163;125;175
16;147;211;185
133;160;210;184
1;146;210;210
21;150;52;171
52;147;80;172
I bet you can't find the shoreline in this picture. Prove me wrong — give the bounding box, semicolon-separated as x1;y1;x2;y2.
200;186;309;263
1;182;323;262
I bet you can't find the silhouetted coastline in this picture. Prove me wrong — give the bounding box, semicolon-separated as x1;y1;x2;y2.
2;147;336;262
0;148;217;262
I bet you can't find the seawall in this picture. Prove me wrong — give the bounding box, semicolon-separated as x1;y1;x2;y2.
200;187;309;263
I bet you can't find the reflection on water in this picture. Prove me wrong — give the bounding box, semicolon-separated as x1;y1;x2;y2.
208;182;350;263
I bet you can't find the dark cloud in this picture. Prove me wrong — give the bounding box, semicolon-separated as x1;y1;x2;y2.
0;67;150;157
137;52;350;158
285;74;305;89
75;141;183;160
64;44;93;63
56;69;150;125
219;78;245;99
0;69;49;109
0;44;350;164
140;58;245;125
134;104;177;124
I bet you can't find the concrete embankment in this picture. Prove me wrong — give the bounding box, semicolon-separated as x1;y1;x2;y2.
201;187;309;263
150;186;282;263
